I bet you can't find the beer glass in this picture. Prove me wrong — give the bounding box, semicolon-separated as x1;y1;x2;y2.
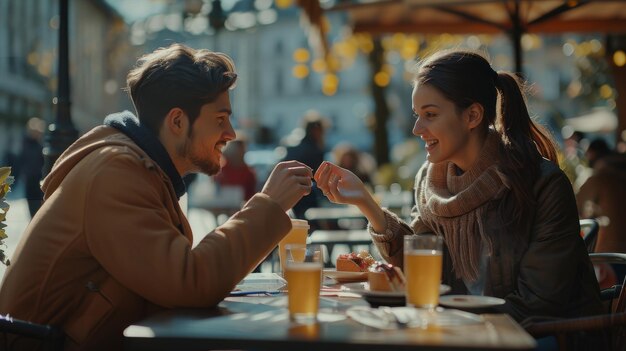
278;219;310;273
284;244;323;323
404;234;443;309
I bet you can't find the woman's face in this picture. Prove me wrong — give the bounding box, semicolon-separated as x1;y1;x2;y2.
411;83;474;169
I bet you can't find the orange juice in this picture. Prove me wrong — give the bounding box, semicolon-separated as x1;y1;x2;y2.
278;219;309;272
285;262;322;321
405;250;443;308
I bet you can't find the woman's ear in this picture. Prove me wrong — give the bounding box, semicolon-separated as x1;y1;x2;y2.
466;103;484;130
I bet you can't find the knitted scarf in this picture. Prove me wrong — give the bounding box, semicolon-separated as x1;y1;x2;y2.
417;131;510;282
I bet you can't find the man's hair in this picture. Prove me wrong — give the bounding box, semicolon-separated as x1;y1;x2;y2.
126;43;237;135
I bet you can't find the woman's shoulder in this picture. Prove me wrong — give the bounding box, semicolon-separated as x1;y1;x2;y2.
534;158;574;195
538;157;567;179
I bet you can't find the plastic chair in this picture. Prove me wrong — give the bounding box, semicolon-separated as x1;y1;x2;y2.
0;315;64;351
523;253;626;351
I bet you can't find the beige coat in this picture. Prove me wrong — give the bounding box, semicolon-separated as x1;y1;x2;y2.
0;126;291;350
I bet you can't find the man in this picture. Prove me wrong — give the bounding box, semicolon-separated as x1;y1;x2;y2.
0;43;312;350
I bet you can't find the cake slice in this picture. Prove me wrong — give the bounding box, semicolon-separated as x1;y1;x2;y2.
336;250;376;272
368;263;406;292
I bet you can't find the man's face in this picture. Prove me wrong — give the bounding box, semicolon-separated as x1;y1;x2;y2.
178;92;235;176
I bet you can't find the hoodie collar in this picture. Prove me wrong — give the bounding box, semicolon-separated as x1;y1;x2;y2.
103;111;186;199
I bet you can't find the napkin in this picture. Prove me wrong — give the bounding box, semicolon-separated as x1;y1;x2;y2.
233;273;286;292
346;306;420;330
347;306;484;330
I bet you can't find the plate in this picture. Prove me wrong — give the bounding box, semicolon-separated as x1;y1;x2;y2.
439;295;505;309
343;282;451;307
323;269;368;283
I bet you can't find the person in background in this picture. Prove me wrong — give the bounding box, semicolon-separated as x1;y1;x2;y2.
214;135;257;201
331;142;373;186
0;43;312;350
584;138;613;169
283;110;328;219
577;138;626;288
18;117;46;218
315;50;603;343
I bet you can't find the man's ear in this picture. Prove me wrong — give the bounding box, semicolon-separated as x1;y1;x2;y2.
466;103;484;130
163;108;188;137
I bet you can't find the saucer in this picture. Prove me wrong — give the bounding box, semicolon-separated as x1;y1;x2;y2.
343;282;451;307
439;295;505;309
323;269;368;283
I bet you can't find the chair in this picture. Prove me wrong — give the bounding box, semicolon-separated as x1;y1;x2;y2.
580;218;599;252
0;315;64;351
523;253;626;351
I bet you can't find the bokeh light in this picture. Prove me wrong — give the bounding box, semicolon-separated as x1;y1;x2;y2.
600;84;613;99
292;64;309;79
614;50;626;67
274;0;293;9
293;48;310;63
374;71;390;87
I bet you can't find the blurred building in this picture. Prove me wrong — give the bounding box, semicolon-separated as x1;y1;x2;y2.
127;2;378;154
0;0;135;166
124;2;612;154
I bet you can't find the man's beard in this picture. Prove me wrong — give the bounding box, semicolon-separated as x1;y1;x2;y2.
178;136;221;176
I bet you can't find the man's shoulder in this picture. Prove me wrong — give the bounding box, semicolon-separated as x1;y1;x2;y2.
65;130;160;184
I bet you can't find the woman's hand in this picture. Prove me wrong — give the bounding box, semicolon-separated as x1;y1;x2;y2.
314;161;369;207
314;161;388;233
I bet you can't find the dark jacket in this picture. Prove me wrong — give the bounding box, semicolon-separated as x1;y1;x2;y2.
371;159;603;322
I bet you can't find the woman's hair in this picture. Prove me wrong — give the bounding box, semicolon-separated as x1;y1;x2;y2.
414;49;558;234
126;43;238;135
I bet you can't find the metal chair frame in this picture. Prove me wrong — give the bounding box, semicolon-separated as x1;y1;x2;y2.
0;315;64;351
524;252;626;351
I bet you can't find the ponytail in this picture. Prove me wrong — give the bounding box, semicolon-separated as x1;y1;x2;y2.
494;72;559;231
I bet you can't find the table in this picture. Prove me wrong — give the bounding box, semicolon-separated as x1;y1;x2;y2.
124;295;537;351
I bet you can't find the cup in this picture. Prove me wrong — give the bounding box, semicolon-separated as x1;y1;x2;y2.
404;234;443;309
278;219;310;273
284;244;323;323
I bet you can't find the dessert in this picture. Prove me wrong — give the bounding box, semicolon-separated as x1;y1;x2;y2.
336;250;376;272
368;263;406;292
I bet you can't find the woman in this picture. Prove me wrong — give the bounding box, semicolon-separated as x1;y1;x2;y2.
314;50;603;322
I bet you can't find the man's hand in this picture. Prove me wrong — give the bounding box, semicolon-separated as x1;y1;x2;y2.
261;161;313;212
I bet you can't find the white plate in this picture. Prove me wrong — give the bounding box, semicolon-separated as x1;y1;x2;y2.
439;295;505;308
343;282;451;297
323;269;368;283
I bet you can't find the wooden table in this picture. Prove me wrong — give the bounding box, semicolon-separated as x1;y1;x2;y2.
124;295;536;351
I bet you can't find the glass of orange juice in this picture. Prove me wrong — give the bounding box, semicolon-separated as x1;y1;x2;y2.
278;219;310;273
404;234;443;310
284;244;323;323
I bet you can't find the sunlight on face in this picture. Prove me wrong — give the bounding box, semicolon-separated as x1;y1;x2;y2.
178;92;235;176
411;84;473;168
